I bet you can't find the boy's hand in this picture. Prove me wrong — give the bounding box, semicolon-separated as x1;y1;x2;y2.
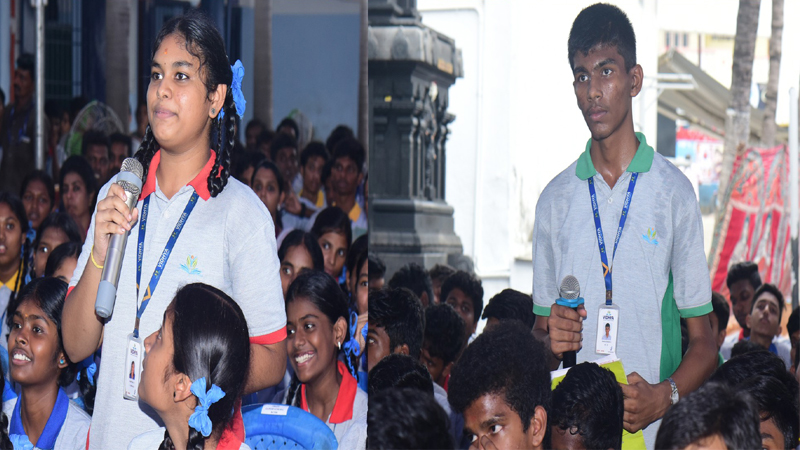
547;303;586;360
620;372;671;433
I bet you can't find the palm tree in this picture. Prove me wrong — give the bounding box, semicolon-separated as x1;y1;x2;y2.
720;0;761;198
761;0;783;147
254;0;273;128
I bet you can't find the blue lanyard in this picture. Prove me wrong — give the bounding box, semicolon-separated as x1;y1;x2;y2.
10;388;69;450
134;191;199;338
588;172;638;305
8;106;30;145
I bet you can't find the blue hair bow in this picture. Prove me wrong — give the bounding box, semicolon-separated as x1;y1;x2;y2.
188;377;226;438
218;60;246;121
10;434;33;450
76;356;97;386
342;311;362;377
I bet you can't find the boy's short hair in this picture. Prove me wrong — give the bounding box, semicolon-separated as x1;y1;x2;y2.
277;117;299;138
368;252;386;282
428;264;455;284
710;350;799;401
388;263;434;306
481;289;536;330
81;130;109;156
551;362;623;450
300;141;329;168
424;304;466;365
369;288;425;359
730;339;767;358
568;3;637;72
788;306;800;338
109;133;133;157
726;261;762;291
326;125;354;153
711;291;730;331
441;271;484;325
368;387;454;450
655;381;761;450
269;132;298;161
332;137;366;174
448;322;551;432
750;283;784;322
738;375;800;449
368;353;434;396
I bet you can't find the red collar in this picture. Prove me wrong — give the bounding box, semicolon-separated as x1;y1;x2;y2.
738;328;746;341
139;149;216;201
300;361;357;423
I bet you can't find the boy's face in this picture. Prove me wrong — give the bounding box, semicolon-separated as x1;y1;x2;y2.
758;416;783;450
301;155;325;195
550;426;586;450
446;287;477;339
332;156;362;199
463;393;546;450
366;324;391;372
729;279;755;330
684;434;727;450
420;341;450;386
572;44;640;142
746;292;781;339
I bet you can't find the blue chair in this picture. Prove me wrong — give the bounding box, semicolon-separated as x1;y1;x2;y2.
242;403;338;450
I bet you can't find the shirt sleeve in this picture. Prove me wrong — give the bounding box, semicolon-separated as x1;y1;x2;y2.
671;192;712;318
532;202;557;317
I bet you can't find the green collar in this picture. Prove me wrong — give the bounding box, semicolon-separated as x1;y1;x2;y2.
575;132;655;180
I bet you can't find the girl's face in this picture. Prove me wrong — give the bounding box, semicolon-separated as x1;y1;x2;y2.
21;179;53;230
34;227;69;277
9;299;68;387
62;172;92;220
148;34;222;155
355;259;368;315
0;203;23;271
141;310;176;412
280;245;315;298
252;167;284;220
318;232;347;278
286;297;345;384
53;256;78;283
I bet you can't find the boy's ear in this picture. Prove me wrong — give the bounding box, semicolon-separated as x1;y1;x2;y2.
716;330;726;350
333;316;348;347
527;405;548;450
629;64;643;97
174;373;194;405
745;313;752;330
393;344;410;356
441;361;455;380
209;83;228;120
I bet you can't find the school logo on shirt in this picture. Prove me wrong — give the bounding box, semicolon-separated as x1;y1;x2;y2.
180;255;202;276
642;227;659;246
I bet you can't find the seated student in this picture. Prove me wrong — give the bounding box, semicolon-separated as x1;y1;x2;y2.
388;263;435;308
367;288;424;372
482;289;536;332
330;138;367;239
256;129;275;160
277;117;299;141
80;130;111;187
251;160;287;240
0;193;31;345
32;212;82;278
4;277;90;449
744;283;791;368
710;291;730;365
131;283;252;450
368;353;434;397
108;133;133;177
234;151;266;188
346;234;368;306
244;118;265;152
655;382;761;450
428;264;455;305
59;155;97;236
368;252;386;292
270;132;300;193
311;207;352;283
368;387;454;450
325;125;354;155
449;322;550;450
441;270;484;346
550;363;623;450
721;261;762;359
278;229;324;299
321;159;336;206
297;141;329;215
275;271;367;450
44;242;81;283
19;170;56;232
421;303;465;389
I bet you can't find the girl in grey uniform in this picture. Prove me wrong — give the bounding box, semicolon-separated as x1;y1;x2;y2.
4;277;90;449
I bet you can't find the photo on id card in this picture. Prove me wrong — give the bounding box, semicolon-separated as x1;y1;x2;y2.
124;334;143;400
595;306;619;355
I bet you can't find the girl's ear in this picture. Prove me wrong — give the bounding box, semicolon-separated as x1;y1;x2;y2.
333;316;348;348
209;83;228;120
57;352;68;369
173;373;194;406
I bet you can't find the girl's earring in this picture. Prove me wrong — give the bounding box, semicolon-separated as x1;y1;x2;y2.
337;341;341;350
59;358;65;364
211;108;215;115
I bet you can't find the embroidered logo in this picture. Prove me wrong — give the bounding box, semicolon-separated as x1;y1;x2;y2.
642;228;659;246
180;255;202;276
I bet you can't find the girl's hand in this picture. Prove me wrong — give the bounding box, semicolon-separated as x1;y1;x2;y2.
283;190;303;216
92;184;139;266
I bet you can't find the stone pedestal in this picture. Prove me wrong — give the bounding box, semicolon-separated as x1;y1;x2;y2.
367;0;466;276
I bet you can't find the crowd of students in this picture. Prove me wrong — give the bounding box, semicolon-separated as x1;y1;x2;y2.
0;8;368;450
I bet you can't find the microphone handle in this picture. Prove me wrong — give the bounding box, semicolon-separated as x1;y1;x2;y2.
561;305;579;369
95;187;138;319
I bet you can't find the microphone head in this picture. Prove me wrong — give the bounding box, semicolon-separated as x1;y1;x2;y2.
117;158;144;197
121;157;144;180
559;275;580;300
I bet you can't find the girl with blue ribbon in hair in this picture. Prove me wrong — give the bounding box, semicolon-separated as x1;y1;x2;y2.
4;277;91;450
129;283;251;450
275;270;367;450
63;9;288;449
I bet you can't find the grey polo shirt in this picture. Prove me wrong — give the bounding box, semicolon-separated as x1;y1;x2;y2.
70;150;287;449
532;133;711;448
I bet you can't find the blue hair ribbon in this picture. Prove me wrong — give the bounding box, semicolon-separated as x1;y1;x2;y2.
218;60;246;121
188;377;226;438
342;311;363;377
76;356;97;386
10;433;33;450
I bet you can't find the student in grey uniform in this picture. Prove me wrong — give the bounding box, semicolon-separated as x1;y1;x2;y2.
129;284;253;450
274;271;367;450
4;278;90;450
62;10;287;449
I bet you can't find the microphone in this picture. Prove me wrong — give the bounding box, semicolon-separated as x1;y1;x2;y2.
95;158;144;319
556;275;584;369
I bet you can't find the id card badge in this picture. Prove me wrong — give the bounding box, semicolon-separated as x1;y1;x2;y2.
123;333;144;400
595;303;620;355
